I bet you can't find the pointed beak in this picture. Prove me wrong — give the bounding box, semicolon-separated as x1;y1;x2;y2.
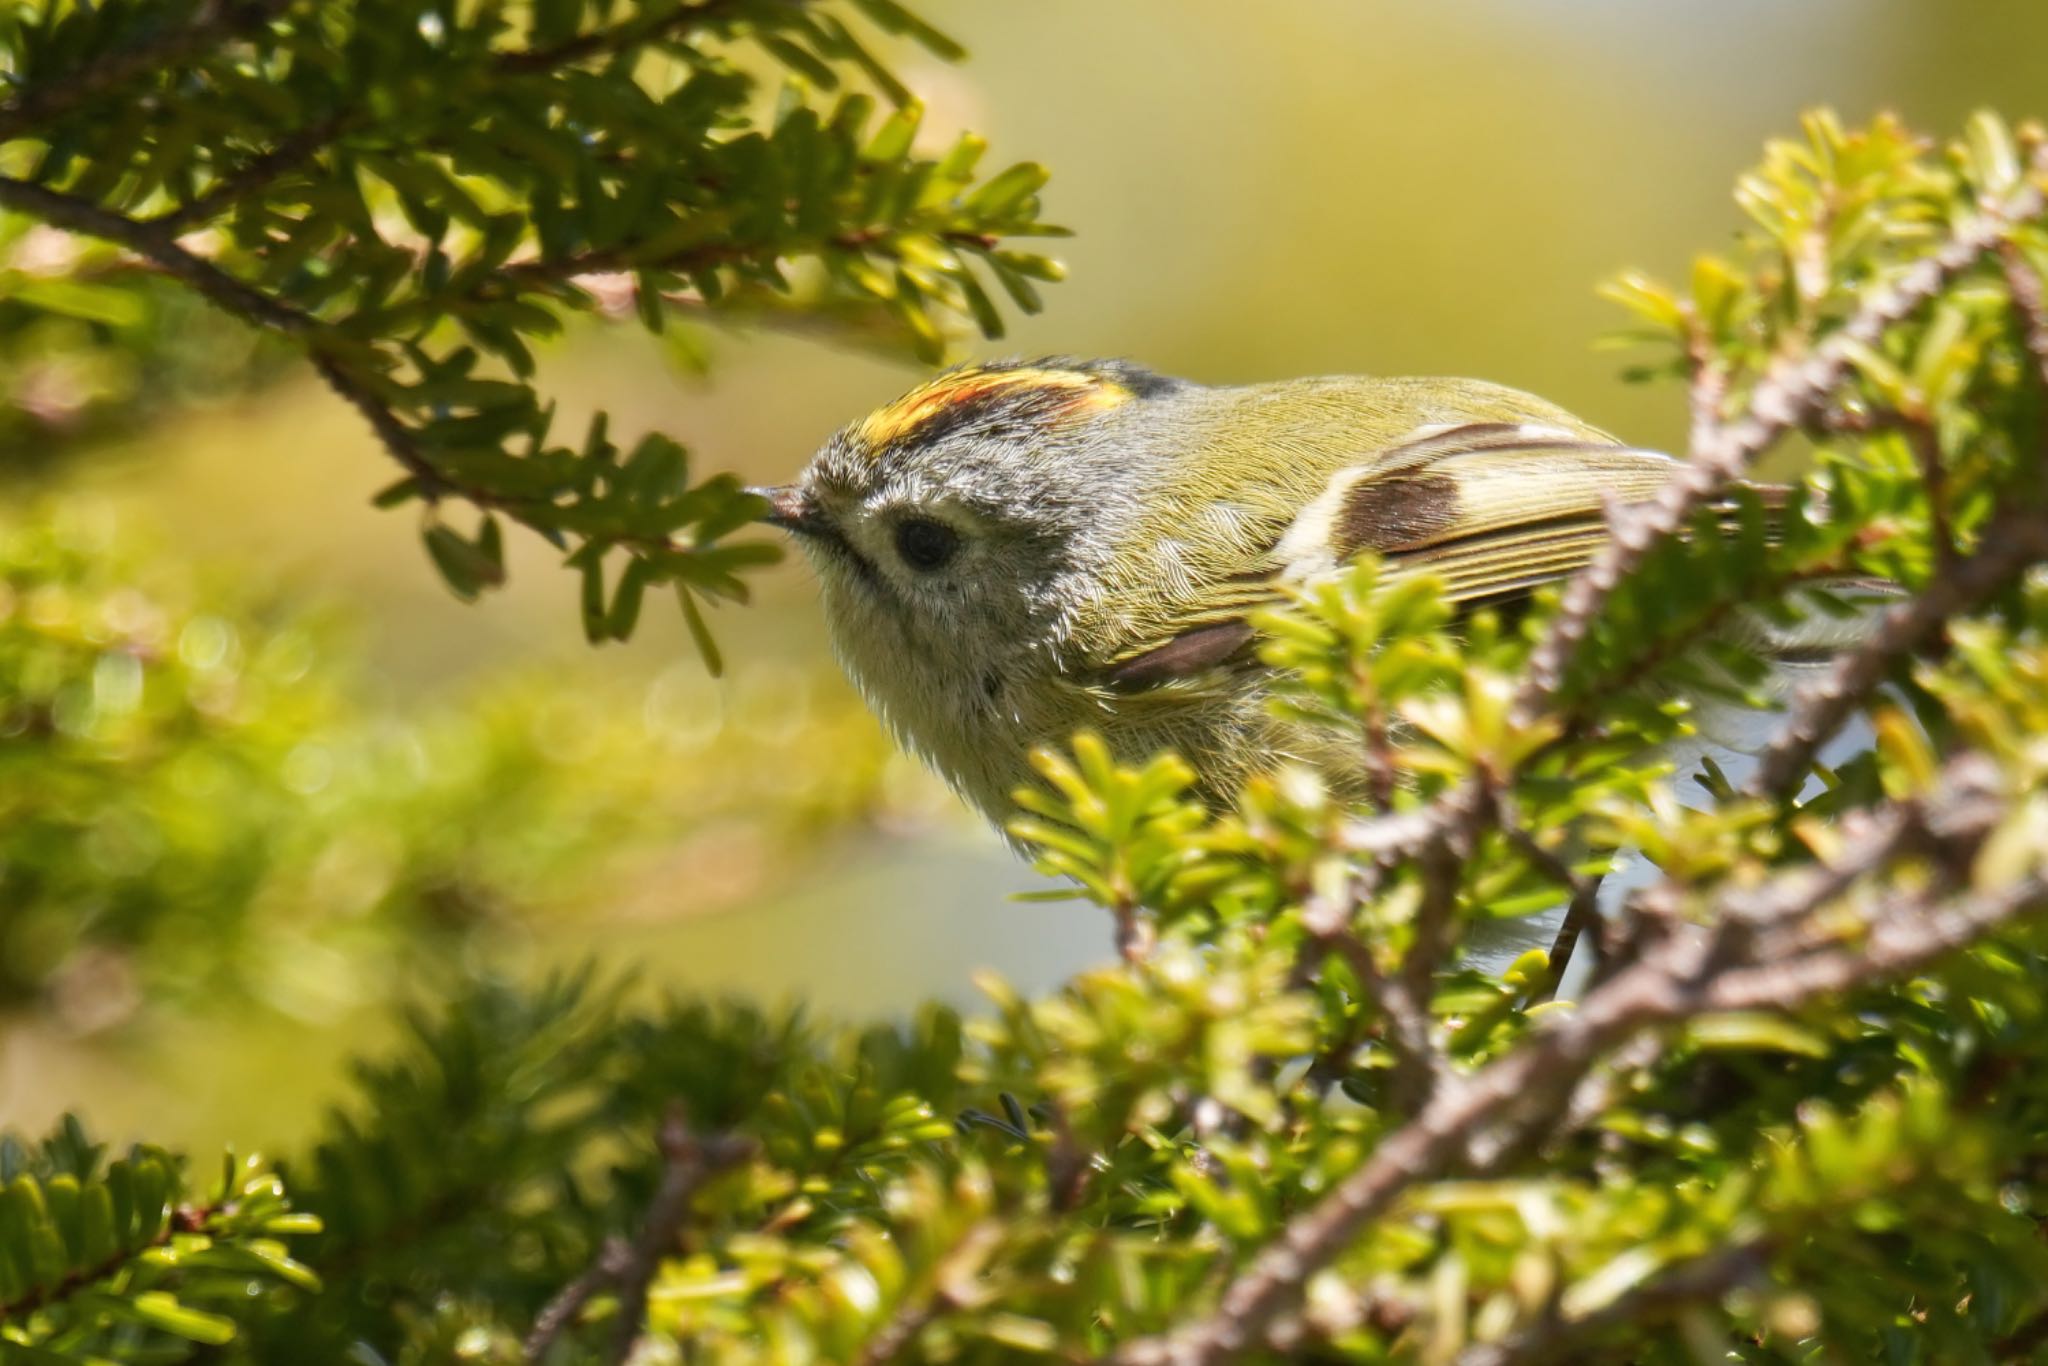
748;484;827;537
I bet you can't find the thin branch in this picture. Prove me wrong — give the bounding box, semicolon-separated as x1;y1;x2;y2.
1904;415;1961;567
0;0;293;145
1501;818;1603;1005
523;1238;632;1362
1710;874;2041;1014
1401;826;1466;1013
1302;891;1441;1111
608;1109;752;1365
1750;506;2048;799
307;352;469;502
1997;236;2048;396
498;0;743;74
848;1222;1004;1366
525;1106;750;1364
1681;300;1730;456
0;176;312;336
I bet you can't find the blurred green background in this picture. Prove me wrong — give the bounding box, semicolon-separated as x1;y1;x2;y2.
6;0;2047;1153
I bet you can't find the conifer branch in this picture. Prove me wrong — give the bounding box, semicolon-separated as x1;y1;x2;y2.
1109;757;2039;1366
0;1202;215;1323
1515;170;2045;716
1332;146;2048;914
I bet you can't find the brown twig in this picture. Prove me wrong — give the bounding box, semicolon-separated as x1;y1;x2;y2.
1302;890;1441;1111
307;352;472;503
609;1109;752;1364
848;1221;1004;1366
1904;415;1961;567
1681;301;1730;456
0;176;312;336
1749;506;2048;799
524;1106;751;1365
1997;237;2048;395
498;0;743;74
523;1238;633;1362
1500;818;1603;1005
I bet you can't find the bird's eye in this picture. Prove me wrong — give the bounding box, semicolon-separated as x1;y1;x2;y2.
893;517;961;572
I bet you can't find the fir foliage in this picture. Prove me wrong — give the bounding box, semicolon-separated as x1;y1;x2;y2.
0;1115;319;1358
0;0;1064;645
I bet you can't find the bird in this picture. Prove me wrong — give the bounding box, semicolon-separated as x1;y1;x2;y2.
754;357;1881;845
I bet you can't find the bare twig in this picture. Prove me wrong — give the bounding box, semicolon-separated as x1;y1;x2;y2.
1750;507;2048;799
1402;832;1466;1009
609;1109;752;1364
1904;416;1960;567
1997;237;2048;395
848;1222;1004;1366
1500;819;1603;1004
307;352;472;503
1302;891;1441;1111
0;0;294;144
1681;301;1730;456
524;1106;751;1365
523;1239;633;1362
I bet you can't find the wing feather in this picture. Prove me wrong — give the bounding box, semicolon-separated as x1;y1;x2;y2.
1091;420;1786;690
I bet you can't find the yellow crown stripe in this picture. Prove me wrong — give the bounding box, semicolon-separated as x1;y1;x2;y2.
857;366;1131;447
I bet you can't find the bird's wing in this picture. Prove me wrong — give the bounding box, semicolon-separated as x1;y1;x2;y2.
1091;421;1783;694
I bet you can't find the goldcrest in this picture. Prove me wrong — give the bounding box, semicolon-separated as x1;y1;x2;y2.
758;358;1878;829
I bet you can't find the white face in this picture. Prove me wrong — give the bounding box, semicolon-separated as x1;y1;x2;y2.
787;447;1085;773
766;359;1175;813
